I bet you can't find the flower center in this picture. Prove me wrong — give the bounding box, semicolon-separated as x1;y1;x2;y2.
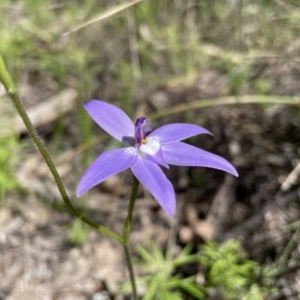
139;139;160;156
135;117;152;145
134;117;160;157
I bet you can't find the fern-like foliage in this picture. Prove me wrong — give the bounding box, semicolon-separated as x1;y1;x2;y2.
199;240;269;299
118;242;205;299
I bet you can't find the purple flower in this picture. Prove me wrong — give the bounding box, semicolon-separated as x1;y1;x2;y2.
76;100;238;217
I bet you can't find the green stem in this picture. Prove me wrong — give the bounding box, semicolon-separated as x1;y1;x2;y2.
148;95;300;120
279;227;300;267
123;176;139;300
0;55;122;244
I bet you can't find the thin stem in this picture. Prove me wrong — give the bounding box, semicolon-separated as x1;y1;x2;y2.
279;227;300;267
123;243;138;300
0;56;122;244
123;176;139;299
123;176;139;243
148;95;300;120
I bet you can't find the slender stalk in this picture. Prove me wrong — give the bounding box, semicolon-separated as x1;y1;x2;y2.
149;95;300;120
0;56;122;244
123;243;138;299
123;176;139;300
279;227;300;267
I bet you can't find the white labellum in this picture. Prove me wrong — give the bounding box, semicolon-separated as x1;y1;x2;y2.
139;139;160;156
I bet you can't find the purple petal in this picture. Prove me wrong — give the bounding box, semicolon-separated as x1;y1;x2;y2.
161;142;238;177
144;147;169;169
84;100;135;143
77;147;137;196
131;158;176;217
148;123;212;144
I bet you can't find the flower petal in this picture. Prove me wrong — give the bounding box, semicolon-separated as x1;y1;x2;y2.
84;100;135;142
139;139;169;168
77;147;137;196
144;150;169;168
131;158;176;217
149;123;212;144
162;142;238;177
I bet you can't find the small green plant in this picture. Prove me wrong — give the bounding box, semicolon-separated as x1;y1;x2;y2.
68;218;89;245
119;239;272;299
252;78;271;95
119;242;206;299
199;240;268;300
